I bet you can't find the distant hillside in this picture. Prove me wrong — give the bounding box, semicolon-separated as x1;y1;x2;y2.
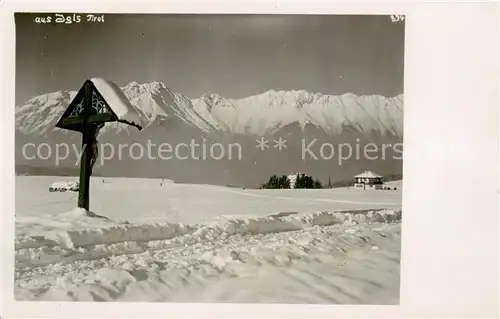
16;165;89;177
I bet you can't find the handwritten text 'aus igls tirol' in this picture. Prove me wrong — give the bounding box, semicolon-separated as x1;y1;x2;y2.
34;14;105;24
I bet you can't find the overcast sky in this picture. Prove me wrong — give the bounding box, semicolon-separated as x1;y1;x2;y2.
15;14;405;103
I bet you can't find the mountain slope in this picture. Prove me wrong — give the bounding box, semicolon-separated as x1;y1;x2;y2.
192;90;403;137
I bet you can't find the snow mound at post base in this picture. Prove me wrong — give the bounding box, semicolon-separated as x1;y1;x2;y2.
15;208;401;252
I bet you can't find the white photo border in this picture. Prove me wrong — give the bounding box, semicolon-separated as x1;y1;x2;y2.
1;0;499;318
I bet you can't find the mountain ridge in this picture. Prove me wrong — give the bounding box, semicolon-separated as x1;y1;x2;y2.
16;81;404;137
15;81;404;187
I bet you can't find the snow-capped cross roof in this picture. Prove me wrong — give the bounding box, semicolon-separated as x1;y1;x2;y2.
354;170;382;178
90;78;143;129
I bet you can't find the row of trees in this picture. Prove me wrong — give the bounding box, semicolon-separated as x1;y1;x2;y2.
260;173;402;190
261;174;323;189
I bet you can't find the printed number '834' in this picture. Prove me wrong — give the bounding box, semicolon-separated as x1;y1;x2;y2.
390;15;405;23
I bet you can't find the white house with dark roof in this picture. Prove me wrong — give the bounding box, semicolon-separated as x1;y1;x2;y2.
353;170;384;190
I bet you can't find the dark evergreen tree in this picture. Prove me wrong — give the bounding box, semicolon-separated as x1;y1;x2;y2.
277;175;291;189
261;175;276;189
292;174;323;189
294;174;312;188
262;173;321;189
313;178;323;189
293;174;304;188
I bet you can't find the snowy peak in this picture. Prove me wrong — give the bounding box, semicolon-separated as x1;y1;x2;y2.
16;81;404;137
123;80;172;97
192;90;403;136
16;90;78;134
119;81;220;131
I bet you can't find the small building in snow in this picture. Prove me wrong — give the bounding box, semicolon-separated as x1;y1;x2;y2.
353;170;383;190
287;173;304;189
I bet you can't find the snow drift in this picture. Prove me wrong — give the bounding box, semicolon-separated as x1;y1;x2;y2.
16;216;402;303
16;208;401;262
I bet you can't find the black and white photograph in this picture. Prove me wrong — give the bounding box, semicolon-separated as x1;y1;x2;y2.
3;1;500;318
13;12;406;303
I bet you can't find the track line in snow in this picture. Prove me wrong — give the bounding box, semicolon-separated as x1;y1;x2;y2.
16;208;401;252
195;184;399;206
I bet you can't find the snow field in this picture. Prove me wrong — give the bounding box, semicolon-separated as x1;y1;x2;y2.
16;176;402;223
15;176;402;303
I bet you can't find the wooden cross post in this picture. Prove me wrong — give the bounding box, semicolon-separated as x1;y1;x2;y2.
55;79;142;211
77;81;96;210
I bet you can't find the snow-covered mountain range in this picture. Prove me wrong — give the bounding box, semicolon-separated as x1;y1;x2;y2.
15;81;404;187
16;81;403;137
